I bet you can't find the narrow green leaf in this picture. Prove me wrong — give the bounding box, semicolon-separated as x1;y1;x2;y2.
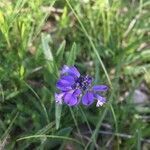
56;40;66;65
20;65;25;78
56;40;66;56
55;103;62;130
41;33;53;61
67;42;77;65
1;112;19;140
59;127;73;150
16;135;83;146
136;129;141;150
25;82;50;124
5;91;21;100
36;122;55;135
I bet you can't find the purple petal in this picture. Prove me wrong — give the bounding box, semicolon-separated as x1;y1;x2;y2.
60;75;75;85
73;89;81;96
72;89;82;106
95;94;106;107
55;92;65;104
61;65;80;77
69;67;80;77
56;75;75;91
56;81;72;91
64;92;78;106
61;65;70;74
82;91;94;106
57;77;74;86
93;85;108;92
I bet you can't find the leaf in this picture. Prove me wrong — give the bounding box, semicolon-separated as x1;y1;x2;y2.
55;103;62;130
0;11;4;24
60;7;68;28
16;135;83;146
67;42;77;65
124;64;150;75
1;112;19;140
56;40;66;64
20;65;25;78
41;33;53;61
5;91;21;100
36;122;55;135
57;127;72;136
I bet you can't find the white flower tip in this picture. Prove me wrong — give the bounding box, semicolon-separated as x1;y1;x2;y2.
96;100;105;107
56;100;62;104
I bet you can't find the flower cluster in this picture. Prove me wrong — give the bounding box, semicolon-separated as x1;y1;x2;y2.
55;65;108;107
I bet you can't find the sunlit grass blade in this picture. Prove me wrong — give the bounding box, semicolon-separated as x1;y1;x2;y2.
16;135;84;146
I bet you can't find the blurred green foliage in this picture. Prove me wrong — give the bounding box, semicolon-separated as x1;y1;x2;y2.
0;0;150;149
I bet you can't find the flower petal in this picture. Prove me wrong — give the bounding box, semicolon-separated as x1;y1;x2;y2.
56;75;75;91
64;92;78;106
61;65;80;77
93;85;108;92
55;92;65;104
73;89;82;96
69;66;80;77
82;91;94;106
95;94;106;107
60;75;75;85
56;81;72;91
61;65;70;74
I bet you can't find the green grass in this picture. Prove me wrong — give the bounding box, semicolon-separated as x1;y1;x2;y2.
0;0;150;149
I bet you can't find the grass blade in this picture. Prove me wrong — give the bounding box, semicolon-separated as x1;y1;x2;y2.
55;103;62;130
16;134;83;146
41;33;53;61
67;42;77;65
1;112;19;140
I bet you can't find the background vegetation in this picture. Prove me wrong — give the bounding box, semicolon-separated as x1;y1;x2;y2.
0;0;150;149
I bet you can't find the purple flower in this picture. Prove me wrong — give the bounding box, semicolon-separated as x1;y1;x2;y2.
55;65;108;107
